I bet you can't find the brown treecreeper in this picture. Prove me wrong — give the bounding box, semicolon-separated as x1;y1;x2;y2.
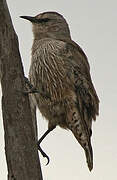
21;12;99;171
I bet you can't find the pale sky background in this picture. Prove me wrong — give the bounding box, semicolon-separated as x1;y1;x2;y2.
0;0;117;179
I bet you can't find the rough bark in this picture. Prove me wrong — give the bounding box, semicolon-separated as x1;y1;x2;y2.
0;0;43;179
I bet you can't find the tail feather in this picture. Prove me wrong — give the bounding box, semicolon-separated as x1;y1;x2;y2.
84;141;93;171
66;103;93;171
73;131;93;171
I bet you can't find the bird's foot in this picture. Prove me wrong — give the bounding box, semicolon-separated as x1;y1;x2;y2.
17;88;40;95
37;141;50;165
37;127;56;165
24;77;33;89
16;77;40;95
24;77;40;94
23;76;50;98
22;88;40;95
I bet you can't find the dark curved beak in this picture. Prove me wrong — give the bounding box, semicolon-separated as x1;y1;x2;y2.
20;16;37;23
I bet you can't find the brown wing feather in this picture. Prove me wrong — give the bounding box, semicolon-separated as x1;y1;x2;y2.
63;40;99;171
64;39;99;130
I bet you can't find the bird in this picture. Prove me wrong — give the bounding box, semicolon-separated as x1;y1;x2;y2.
20;11;99;171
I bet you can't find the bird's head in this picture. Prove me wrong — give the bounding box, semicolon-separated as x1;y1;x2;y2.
20;11;71;40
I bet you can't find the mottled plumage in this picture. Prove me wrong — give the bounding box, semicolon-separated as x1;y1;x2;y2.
21;12;99;171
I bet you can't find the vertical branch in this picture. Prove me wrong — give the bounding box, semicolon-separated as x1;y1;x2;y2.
0;0;43;179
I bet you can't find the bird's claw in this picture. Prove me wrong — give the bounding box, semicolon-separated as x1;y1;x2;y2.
37;143;50;166
24;77;40;94
45;156;50;166
24;77;50;98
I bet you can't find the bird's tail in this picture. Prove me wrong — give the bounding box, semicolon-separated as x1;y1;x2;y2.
66;101;93;171
73;132;93;171
84;141;93;171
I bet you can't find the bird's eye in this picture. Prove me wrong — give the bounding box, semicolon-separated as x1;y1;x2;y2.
38;18;50;23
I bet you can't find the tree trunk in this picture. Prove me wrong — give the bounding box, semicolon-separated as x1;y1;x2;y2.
0;0;43;179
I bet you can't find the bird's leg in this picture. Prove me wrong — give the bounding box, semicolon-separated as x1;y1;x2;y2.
37;126;56;165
